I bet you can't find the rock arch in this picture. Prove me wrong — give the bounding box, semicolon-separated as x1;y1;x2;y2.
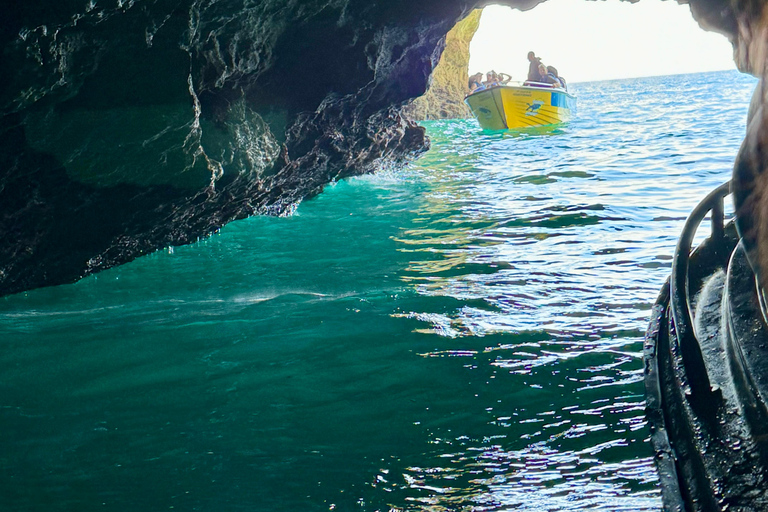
0;0;758;296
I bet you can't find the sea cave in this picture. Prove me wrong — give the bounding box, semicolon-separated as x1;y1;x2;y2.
4;1;768;510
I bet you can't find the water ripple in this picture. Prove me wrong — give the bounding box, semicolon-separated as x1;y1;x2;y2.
0;71;757;512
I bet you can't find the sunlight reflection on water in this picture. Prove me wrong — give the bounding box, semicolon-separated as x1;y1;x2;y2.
0;71;757;512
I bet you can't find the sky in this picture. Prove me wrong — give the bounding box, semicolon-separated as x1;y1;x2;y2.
468;0;736;83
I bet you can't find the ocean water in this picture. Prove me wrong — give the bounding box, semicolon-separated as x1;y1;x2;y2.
0;70;757;511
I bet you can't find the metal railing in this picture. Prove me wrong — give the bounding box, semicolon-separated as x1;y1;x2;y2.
669;181;731;413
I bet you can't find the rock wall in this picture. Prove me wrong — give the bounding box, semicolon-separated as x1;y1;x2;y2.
402;9;482;120
0;0;463;296
0;0;758;297
721;1;768;296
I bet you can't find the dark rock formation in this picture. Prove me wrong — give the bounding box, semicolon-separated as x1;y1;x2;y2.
0;0;755;296
730;3;768;297
402;9;481;120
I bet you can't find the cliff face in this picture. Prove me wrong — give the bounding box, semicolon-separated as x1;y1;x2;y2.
0;0;758;296
402;9;482;120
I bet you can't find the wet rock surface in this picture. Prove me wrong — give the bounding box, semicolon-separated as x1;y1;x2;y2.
0;0;747;295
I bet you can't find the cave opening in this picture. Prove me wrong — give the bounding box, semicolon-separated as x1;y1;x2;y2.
407;0;737;121
468;0;734;85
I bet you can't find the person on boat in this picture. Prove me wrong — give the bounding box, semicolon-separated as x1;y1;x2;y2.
527;51;542;81
523;64;550;86
536;63;560;86
468;72;484;91
484;70;499;87
546;65;566;89
497;72;512;84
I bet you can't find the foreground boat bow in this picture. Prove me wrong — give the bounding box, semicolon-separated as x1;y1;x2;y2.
645;181;768;511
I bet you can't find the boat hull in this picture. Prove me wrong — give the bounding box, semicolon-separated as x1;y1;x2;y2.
645;182;768;510
464;85;576;130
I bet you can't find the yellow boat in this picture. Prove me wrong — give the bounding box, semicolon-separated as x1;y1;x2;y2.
464;82;576;130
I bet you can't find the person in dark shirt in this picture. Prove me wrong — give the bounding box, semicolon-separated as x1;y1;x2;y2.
527;51;542;81
546;65;566;89
537;64;559;85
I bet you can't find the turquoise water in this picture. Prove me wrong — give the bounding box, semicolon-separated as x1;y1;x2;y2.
0;70;757;511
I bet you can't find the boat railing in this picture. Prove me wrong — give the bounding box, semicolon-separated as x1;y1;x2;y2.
521;80;558;89
465;81;567;98
670;181;730;412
